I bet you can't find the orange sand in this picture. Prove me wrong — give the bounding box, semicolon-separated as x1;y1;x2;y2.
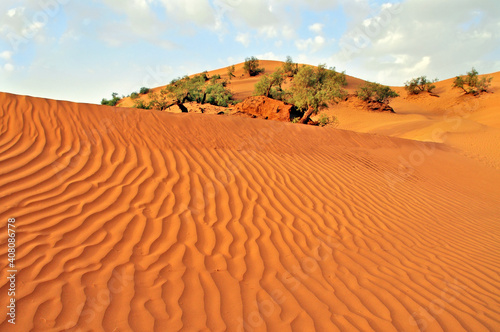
1;70;500;331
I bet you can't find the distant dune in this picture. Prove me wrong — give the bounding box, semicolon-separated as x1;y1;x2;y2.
1;67;500;331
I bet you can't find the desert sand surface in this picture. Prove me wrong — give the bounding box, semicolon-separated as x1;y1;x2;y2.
1;67;500;332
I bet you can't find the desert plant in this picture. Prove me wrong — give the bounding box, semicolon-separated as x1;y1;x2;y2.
139;87;150;94
254;69;285;99
289;64;348;124
227;65;236;79
405;76;438;95
205;82;233;107
356;82;399;103
453;67;492;95
317;114;330;127
243;56;264;76
133;99;151;109
101;92;121;106
149;89;172;110
282;56;299;78
130;92;139;99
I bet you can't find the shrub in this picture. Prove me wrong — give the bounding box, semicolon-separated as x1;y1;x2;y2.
356;82;399;103
243;56;264;76
149;89;171;110
405;76;438;95
101;92;121;106
205;82;233;107
282;56;299;78
453;67;492;95
139;87;150;94
130;92;139;99
289;64;347;123
254;69;285;99
227;65;236;79
291;117;300;123
134;99;151;109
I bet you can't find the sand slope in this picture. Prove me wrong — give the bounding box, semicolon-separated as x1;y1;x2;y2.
1;92;500;331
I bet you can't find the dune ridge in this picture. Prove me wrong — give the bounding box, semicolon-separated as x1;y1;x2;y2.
1;91;499;331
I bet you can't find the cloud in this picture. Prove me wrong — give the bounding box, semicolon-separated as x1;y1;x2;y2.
235;32;250;47
296;36;326;52
309;23;324;34
333;0;500;84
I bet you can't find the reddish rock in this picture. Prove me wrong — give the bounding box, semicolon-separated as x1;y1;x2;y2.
233;96;293;122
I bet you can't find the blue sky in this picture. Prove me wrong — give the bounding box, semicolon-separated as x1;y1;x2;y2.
1;0;499;104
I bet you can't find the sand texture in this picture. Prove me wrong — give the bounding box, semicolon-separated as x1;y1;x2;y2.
1;81;500;331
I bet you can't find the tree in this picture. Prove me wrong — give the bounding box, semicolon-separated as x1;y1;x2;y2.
227;65;236;79
139;87;150;94
101;92;121;106
205;82;233;107
405;76;438;95
289;64;348;124
254;69;285;99
243;56;264;76
282;56;299;77
356;82;399;103
453;67;492;95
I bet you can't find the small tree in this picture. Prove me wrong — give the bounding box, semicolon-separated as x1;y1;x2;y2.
289;64;347;124
101;92;121;106
254;69;285;99
453;67;492;95
282;56;299;78
356;82;399;104
139;87;150;94
205;82;233;107
405;76;438;95
227;65;236;79
243;56;264;76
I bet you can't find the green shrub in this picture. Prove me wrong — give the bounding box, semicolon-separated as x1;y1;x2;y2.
139;87;150;94
282;56;299;78
227;65;236;79
289;64;347;123
130;92;139;99
453;67;492;95
254;69;285;99
243;56;265;76
134;99;151;109
291;117;300;123
356;82;399;103
101;92;121;106
205;82;233;107
405;76;438;95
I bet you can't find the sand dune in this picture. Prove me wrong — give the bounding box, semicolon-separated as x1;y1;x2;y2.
1;91;500;331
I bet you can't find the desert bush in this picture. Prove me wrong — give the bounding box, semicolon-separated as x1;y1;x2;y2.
227;65;236;79
356;82;399;103
130;92;139;99
254;69;285;99
244;56;265;76
133;99;151;109
453;67;492;95
149;89;171;110
405;76;438;95
139;87;150;94
101;92;121;106
205;82;233;107
282;56;299;78
289;64;347;123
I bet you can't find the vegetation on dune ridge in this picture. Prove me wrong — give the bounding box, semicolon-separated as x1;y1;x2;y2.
405;76;438;95
453;67;492;95
100;59;495;127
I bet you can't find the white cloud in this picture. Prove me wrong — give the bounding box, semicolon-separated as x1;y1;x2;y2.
0;51;13;60
257;52;280;61
333;0;500;85
296;36;326;52
4;63;14;72
309;23;324;34
235;32;250;47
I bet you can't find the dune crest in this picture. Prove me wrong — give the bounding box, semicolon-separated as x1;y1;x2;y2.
1;91;499;331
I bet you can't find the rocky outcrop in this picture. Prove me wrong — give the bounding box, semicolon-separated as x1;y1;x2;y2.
233;96;294;122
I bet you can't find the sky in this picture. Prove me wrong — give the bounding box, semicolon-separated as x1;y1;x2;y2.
0;0;499;104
